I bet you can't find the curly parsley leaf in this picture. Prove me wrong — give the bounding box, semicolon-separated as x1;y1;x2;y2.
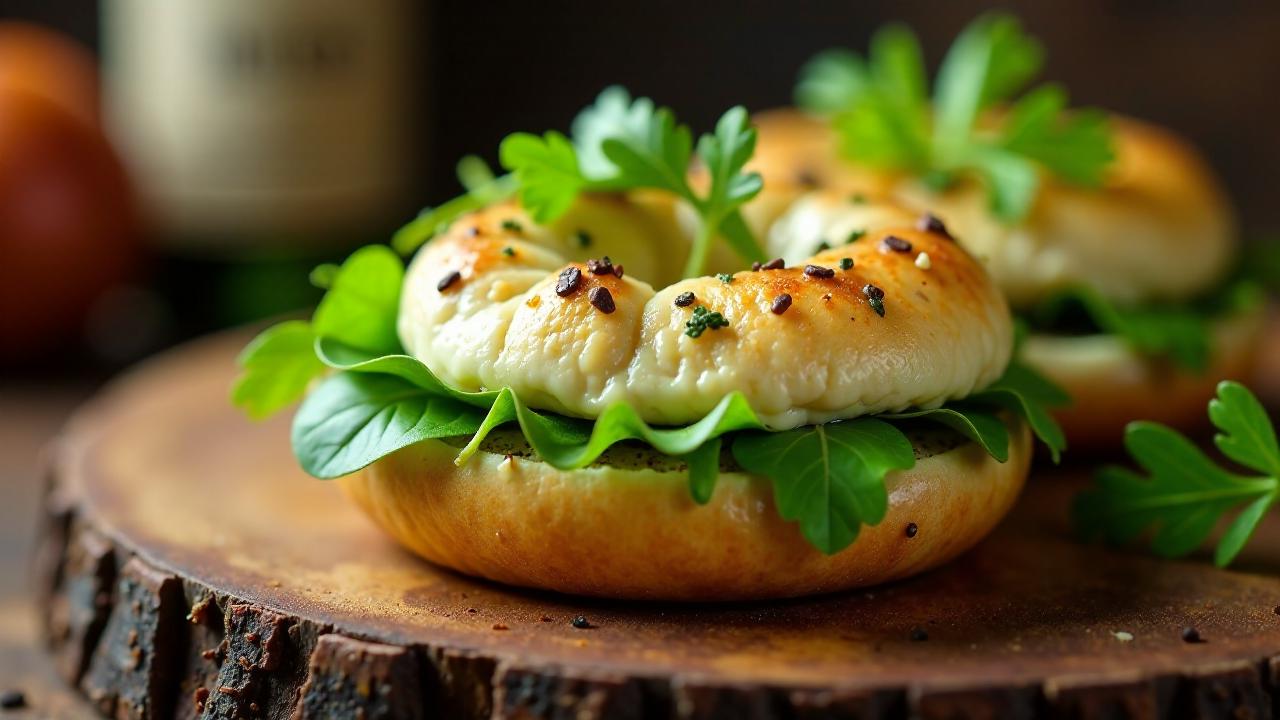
798;13;1114;221
499;131;588;223
500;87;765;276
732;420;916;554
1074;381;1280;566
231;321;325;420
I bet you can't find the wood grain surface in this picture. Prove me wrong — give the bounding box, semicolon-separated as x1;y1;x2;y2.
34;324;1280;720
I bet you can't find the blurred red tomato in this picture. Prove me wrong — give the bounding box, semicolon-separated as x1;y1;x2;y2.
0;22;99;128
0;89;140;359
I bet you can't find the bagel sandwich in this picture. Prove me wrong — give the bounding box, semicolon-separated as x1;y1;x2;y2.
233;90;1066;601
748;14;1269;450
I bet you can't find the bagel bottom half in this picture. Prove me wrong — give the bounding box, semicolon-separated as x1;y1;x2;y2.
338;421;1031;601
1021;304;1266;452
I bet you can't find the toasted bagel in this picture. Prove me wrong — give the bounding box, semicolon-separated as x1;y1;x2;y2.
1022;303;1266;451
340;419;1030;601
749;110;1236;308
399;195;1013;429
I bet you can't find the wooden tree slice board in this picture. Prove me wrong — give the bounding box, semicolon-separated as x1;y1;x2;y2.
36;328;1280;720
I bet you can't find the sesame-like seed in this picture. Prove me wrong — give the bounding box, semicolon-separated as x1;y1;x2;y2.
674;291;696;307
762;257;785;270
881;235;913;253
916;213;952;239
465;226;480;237
613;264;624;279
771;294;793;315
751;261;762;271
555;267;582;296
492;623;509;631
839;257;854;270
571;616;592;629
905;523;918;538
586;256;614;275
437;270;462;292
915;252;932;270
588;286;616;314
1181;627;1202;643
804;264;835;279
1113;631;1134;642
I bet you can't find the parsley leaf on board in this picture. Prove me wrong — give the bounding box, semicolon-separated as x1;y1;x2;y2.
797;13;1115;221
1074;381;1280;566
732;420;916;553
500;87;766;276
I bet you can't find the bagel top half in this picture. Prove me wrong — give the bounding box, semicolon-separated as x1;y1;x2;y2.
746;110;1237;309
399;195;1012;430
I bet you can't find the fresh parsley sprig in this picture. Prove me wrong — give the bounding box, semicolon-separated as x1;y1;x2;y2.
1074;381;1280;566
234;243;1067;556
500;87;766;277
796;14;1115;221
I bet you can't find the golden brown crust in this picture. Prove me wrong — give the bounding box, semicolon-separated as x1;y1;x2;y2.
399;196;1013;429
1022;304;1266;451
339;420;1031;601
749;109;1237;308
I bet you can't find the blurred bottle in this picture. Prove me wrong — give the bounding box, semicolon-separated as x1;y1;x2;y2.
100;0;422;332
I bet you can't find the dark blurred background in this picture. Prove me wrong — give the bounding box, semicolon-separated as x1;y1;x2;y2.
0;0;1278;375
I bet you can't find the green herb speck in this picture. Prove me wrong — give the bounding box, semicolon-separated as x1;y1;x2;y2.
502;246;516;257
851;193;867;205
839;257;854;270
685;306;729;338
815;240;831;252
847;229;867;244
869;296;886;317
574;230;592;248
501;219;523;233
717;273;733;283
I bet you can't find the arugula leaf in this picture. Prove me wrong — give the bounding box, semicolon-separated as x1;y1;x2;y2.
732;420;916;554
292;372;487;479
500;88;766;276
798;13;1114;221
312;245;406;356
1028;285;1212;372
970;361;1069;462
231;321;325;420
882;404;1011;462
1074;381;1280;566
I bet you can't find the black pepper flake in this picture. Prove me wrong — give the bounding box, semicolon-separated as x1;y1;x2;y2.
555;267;583;296
574;230;592;247
571;615;593;629
910;627;929;642
847;229;867;244
501;246;516;257
771;294;793;315
465;226;480;237
613;264;624;279
917;213;952;239
674;291;696;307
804;264;835;279
588;286;616;314
501;219;523;233
905;522;918;538
839;258;854;270
881;235;913;253
586;256;614;275
437;270;462;292
863;284;886;317
762;257;785;270
795;169;819;187
0;690;25;710
1181;627;1203;643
